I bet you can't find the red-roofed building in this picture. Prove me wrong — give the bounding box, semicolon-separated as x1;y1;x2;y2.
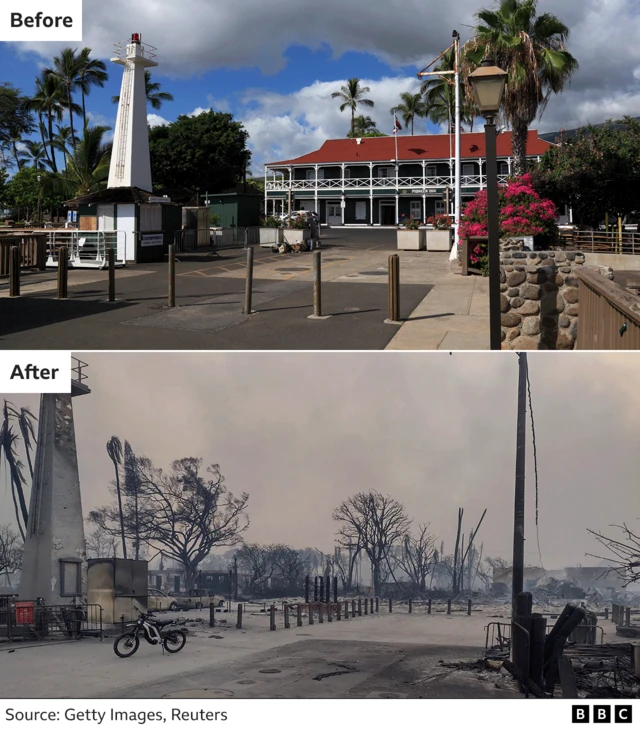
264;131;553;226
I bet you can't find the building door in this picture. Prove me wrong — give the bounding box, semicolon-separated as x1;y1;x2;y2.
410;200;422;222
116;203;136;262
97;205;115;231
327;203;342;225
380;203;395;225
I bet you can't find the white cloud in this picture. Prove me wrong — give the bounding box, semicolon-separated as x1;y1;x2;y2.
147;113;169;128
241;76;424;169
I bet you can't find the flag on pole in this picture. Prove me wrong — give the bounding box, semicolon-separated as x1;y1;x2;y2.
392;115;402;134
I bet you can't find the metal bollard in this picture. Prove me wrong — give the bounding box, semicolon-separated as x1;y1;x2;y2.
57;246;68;299
168;244;176;307
389;598;393;613
408;599;412;614
604;607;609;621
364;599;369;615
108;246;116;302
209;602;216;627
296;603;303;627
319;576;324;603
357;599;362;617
447;599;452;615
318;602;324;623
333;576;338;603
370;598;374;615
9;246;20;297
284;603;290;629
243;246;254;314
327;603;332;623
344;601;349;620
626;607;631;627
388;254;400;321
336;602;341;621
308;603;314;625
236;603;243;629
428;598;432;615
352;599;356;617
270;604;276;631
375;597;379;613
468;599;472;616
313;249;322;317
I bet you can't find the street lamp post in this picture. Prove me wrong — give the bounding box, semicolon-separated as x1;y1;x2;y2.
468;59;508;351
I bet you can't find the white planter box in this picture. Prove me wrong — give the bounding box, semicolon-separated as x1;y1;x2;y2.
259;228;283;247
283;229;311;245
426;229;453;251
397;229;425;250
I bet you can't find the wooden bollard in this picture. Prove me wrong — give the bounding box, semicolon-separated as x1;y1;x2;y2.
364;599;369;615
296;603;303;627
408;599;412;614
308;603;314;625
428;599;432;615
344;601;349;619
269;604;276;631
336;602;341;621
447;599;452;615
318;602;324;623
375;597;379;613
370;598;374;614
389;598;393;613
327;603;332;622
209;602;216;627
468;599;472;616
236;603;243;629
9;246;20;297
357;599;362;617
284;603;290;629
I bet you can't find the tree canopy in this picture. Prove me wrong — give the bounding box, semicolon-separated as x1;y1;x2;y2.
149;111;251;202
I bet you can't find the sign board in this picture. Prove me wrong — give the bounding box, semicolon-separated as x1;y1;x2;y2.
66;210;77;223
140;234;164;247
148;196;171;203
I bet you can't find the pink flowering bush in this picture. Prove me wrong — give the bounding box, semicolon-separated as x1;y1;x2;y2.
458;174;559;273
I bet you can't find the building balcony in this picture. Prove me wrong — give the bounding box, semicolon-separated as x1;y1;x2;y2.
265;175;508;192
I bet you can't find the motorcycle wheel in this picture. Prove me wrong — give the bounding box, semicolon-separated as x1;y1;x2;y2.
113;632;140;658
163;631;186;653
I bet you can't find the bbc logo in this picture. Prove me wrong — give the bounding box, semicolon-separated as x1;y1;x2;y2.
572;706;633;724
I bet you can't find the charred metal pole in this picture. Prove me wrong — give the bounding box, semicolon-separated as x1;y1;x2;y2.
512;353;528;621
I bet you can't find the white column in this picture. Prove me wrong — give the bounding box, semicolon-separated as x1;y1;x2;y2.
422;194;427;224
395;194;399;225
422;160;426;188
264;165;268;220
507;157;512;175
314;163;319;219
369;162;374;225
341;163;346;225
478;158;484;189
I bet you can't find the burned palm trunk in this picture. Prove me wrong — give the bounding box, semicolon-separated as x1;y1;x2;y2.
512;353;527;621
543;604;587;695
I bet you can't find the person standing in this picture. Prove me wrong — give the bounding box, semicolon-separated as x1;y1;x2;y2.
307;211;320;250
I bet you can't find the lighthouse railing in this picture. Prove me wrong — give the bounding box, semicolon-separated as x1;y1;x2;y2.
45;230;128;269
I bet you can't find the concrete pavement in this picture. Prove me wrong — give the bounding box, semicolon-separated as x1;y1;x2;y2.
0;229;490;350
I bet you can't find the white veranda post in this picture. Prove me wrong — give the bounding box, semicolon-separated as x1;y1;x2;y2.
451;31;462;262
108;33;158;191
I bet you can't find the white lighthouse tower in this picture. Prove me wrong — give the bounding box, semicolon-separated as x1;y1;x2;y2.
108;33;158;191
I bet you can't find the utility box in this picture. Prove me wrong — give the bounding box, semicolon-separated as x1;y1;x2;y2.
87;558;148;626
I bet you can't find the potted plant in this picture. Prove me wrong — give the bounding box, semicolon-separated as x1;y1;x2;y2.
283;213;312;246
426;214;453;251
396;214;425;250
259;216;284;247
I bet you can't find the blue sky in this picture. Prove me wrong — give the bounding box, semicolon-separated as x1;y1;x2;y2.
2;0;639;171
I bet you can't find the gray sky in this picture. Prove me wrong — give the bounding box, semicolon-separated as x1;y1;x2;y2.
2;352;639;569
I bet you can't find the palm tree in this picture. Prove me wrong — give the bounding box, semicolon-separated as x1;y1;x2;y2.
52;125;112;197
19;141;47;170
106;436;127;559
331;78;374;137
45;48;83;149
392;92;427;135
347;115;380;138
112;71;174;110
76;48;108;129
27;71;69;173
463;0;578;175
421;48;474;133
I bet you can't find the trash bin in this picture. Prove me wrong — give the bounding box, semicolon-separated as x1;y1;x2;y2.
15;601;35;625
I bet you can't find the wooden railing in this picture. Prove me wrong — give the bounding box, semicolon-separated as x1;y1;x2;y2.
559;229;639;255
576;269;640;349
0;234;48;277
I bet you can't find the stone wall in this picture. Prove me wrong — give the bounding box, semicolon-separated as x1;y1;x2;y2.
500;250;586;350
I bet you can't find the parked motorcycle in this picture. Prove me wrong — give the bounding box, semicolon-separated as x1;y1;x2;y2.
113;606;187;658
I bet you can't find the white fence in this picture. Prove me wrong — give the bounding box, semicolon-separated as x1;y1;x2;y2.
46;230;127;269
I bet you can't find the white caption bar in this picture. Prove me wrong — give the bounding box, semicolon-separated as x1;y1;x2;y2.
0;351;71;393
0;0;82;41
0;699;635;728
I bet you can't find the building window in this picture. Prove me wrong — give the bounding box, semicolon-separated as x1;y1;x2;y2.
410;200;422;220
60;559;82;597
378;167;395;178
355;202;367;220
317;168;325;180
435;200;447;216
306;169;315;180
343;168;351;179
498;162;509;175
462;163;475;177
426;165;437;177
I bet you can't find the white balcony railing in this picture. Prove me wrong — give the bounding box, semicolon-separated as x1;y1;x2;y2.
265;174;509;191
